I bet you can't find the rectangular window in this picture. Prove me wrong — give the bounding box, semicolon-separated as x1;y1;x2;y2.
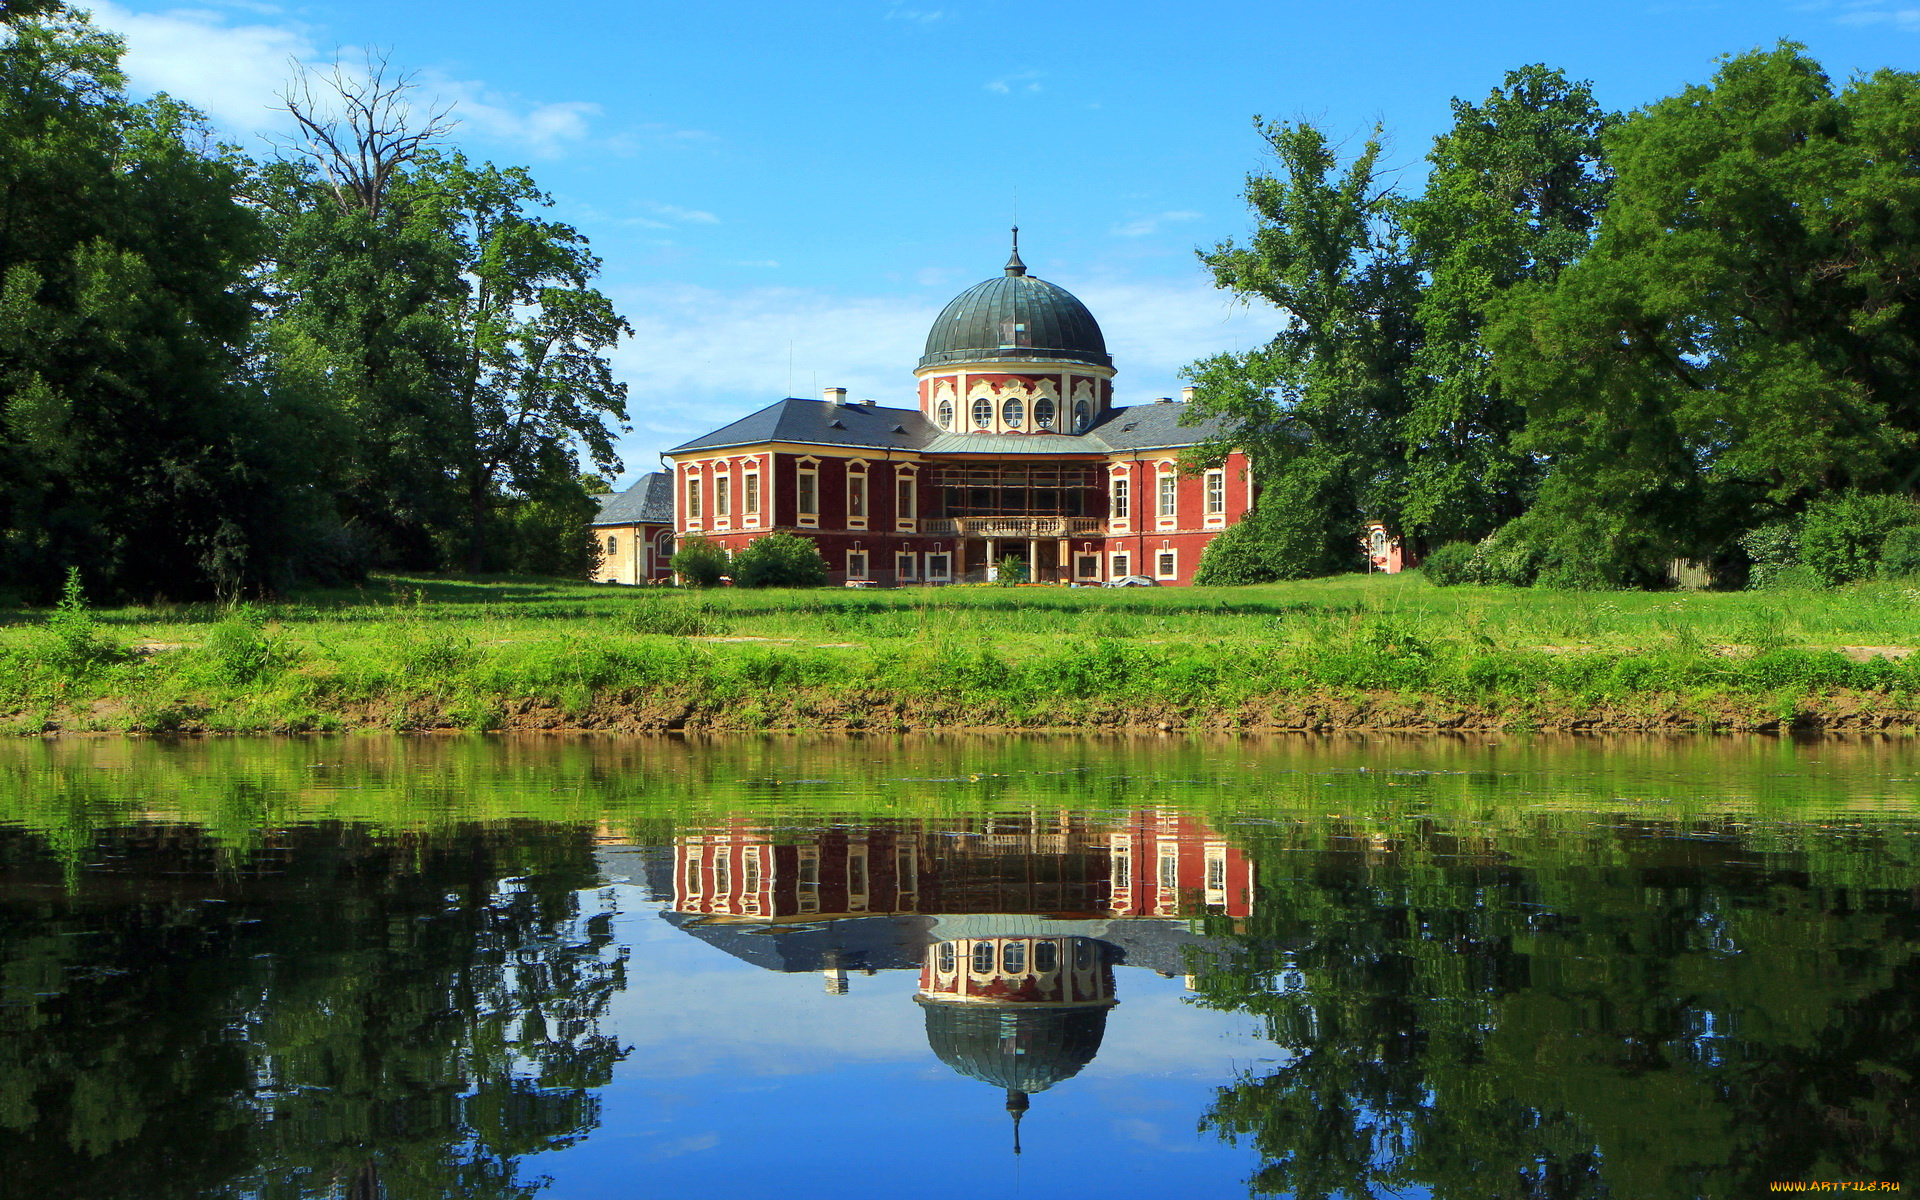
1111;552;1130;579
1158;474;1177;520
798;470;818;517
847;848;869;911
897;477;916;520
1111;477;1129;521
1157;550;1177;579
1206;470;1225;516
712;852;729;897
926;553;951;581
847;551;869;579
1075;554;1100;580
849;473;866;519
897;844;917;894
1159;845;1179;889
742;852;761;896
715;473;730;518
683;852;702;898
685;477;702;521
1206;849;1227;893
1113;847;1132;890
896;552;916;581
744;472;761;516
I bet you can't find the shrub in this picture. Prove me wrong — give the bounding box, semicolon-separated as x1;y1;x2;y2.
41;567;122;676
1738;520;1801;589
670;536;731;588
205;604;293;685
1800;491;1920;586
1880;525;1920;580
995;555;1028;586
1419;542;1477;587
732;532;827;588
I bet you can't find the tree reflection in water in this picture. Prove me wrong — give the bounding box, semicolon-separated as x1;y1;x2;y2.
1184;817;1920;1198
0;821;626;1200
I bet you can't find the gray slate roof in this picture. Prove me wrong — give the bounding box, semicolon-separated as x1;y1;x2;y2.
667;397;1224;457
591;471;673;526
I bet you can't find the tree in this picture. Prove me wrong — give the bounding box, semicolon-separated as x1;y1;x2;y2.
1490;44;1920;573
669;535;729;587
264;63;630;574
0;12;281;601
1399;66;1615;546
1185;121;1421;580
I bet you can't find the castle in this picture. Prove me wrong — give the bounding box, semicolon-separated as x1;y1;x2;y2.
593;232;1254;586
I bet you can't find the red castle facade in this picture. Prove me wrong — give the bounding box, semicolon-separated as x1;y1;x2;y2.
647;233;1254;586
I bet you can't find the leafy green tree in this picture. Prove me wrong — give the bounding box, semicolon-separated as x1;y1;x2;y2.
1185;121;1421;580
0;13;283;600
1400;65;1615;545
1491;44;1920;573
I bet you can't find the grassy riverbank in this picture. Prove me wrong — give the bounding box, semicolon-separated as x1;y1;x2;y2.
2;573;1919;735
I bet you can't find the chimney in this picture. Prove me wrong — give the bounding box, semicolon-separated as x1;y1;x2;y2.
1181;385;1195;402
823;387;848;405
1154;396;1173;404
863;398;876;406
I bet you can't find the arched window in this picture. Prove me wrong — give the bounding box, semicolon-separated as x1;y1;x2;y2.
1033;397;1056;429
1002;941;1026;974
938;942;956;973
1003;398;1024;428
937;398;954;429
972;941;995;974
1073;399;1090;430
1033;940;1058;972
972;396;992;428
605;536;618;556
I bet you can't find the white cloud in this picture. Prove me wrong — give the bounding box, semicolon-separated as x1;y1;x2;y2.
603;275;1281;482
1836;4;1920;26
90;0;316;134
88;2;604;153
1113;211;1204;238
985;71;1044;95
884;3;946;22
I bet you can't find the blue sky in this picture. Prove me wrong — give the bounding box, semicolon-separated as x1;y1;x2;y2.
84;0;1920;484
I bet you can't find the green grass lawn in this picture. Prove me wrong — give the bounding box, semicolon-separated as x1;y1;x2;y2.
2;572;1917;734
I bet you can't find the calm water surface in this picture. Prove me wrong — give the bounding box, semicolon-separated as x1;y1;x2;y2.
2;735;1918;1199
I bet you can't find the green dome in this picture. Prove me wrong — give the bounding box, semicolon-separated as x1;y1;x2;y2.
919;246;1111;371
917;1000;1110;1094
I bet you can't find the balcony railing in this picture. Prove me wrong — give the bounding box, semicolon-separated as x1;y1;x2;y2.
917;516;1105;538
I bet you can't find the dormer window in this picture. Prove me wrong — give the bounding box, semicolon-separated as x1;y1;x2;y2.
1003;398;1024;428
1034;397;1056;429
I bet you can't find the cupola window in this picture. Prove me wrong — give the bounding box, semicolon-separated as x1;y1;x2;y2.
972;397;992;428
972;941;995;974
1073;399;1090;430
1002;941;1026;974
1033;940;1058;972
937;398;954;429
1003;398;1024;428
1034;397;1056;429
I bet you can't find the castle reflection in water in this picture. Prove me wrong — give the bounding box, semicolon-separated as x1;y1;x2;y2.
600;810;1254;1151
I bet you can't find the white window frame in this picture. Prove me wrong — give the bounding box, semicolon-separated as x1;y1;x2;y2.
1109;551;1131;579
847;464;868;530
937;397;954;429
926;552;951;582
971;395;993;429
895;468;918;531
1157;467;1178;527
1110;475;1130;531
605;535;618;557
1205;469;1226;524
846;549;869;580
713;467;731;527
896;551;917;581
796;457;819;527
744;471;761;524
1156;548;1179;580
684;471;703;529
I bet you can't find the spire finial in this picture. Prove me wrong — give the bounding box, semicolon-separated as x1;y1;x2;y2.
1006;1088;1029;1155
1005;226;1026;276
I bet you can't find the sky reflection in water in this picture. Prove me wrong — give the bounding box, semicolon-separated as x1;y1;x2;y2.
1;735;1917;1199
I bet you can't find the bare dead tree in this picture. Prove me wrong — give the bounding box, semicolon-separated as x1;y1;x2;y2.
277;50;456;220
